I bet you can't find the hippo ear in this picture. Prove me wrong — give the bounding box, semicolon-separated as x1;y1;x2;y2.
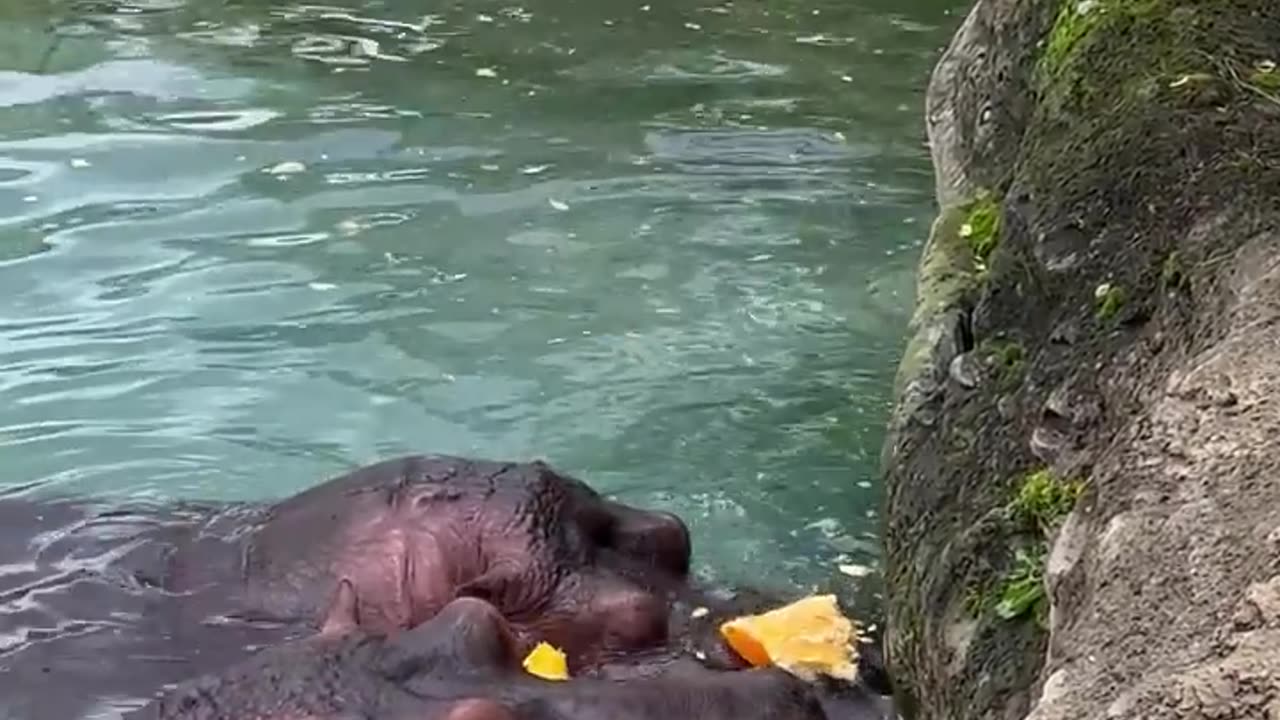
319;579;360;636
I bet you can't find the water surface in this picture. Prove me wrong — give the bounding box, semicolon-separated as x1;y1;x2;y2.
0;0;961;597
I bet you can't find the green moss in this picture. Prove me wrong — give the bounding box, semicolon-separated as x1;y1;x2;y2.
990;340;1024;371
959;191;1001;270
1035;0;1213;114
993;543;1049;627
1039;0;1111;83
1009;468;1086;534
1094;282;1126;322
982;470;1084;624
1249;73;1280;91
1249;61;1280;91
980;337;1026;391
891;204;981;404
1161;251;1189;292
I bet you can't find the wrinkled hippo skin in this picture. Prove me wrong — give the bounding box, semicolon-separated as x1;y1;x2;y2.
137;584;894;720
0;454;889;720
183;454;696;668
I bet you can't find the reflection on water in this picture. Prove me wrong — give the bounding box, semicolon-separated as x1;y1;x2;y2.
0;0;961;601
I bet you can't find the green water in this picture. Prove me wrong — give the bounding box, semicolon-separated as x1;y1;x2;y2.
0;0;960;594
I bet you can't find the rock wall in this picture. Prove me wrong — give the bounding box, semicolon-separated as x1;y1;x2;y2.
881;1;1280;718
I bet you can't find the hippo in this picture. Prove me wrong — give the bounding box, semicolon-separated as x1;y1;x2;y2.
137;582;894;720
213;454;694;667
0;454;891;719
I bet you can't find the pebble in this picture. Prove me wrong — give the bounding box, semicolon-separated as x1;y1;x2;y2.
1029;424;1068;463
1050;321;1080;345
949;352;982;389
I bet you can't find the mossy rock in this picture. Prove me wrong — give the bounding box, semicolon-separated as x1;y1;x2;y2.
883;1;1280;719
961;191;1003;271
1009;467;1086;534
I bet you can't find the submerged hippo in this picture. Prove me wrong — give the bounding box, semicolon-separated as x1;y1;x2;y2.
140;583;893;720
0;454;890;719
216;454;693;667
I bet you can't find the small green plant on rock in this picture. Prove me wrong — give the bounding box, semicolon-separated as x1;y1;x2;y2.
959;191;1001;272
994;543;1049;626
1161;251;1189;292
1009;467;1086;534
976;469;1086;626
1249;60;1280;91
1094;282;1126;322
989;339;1024;370
980;337;1026;391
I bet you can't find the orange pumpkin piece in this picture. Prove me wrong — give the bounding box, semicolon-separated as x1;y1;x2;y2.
718;593;861;682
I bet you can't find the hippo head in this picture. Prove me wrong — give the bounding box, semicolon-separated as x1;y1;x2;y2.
238;456;694;670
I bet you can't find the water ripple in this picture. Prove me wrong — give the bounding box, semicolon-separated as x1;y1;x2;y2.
0;0;953;612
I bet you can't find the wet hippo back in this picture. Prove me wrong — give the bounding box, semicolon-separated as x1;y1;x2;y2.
0;493;299;720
